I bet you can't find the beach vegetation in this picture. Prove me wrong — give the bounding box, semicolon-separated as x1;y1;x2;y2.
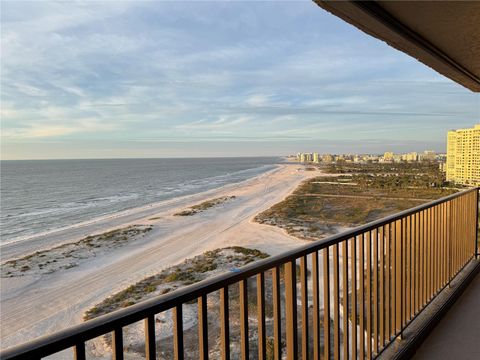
255;163;457;241
83;246;269;321
1;225;153;278
173;196;236;216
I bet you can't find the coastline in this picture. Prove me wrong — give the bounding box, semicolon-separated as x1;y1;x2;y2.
0;163;280;260
0;163;321;351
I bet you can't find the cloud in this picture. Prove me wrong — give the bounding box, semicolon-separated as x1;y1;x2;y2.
1;0;478;159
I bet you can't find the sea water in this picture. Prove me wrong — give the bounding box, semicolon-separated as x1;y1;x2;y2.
0;157;280;243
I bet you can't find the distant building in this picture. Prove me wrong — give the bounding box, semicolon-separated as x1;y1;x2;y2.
420;150;436;162
383;152;394;163
322;154;333;163
446;124;480;186
439;162;446;173
393;154;402;163
402;152;418;162
313;152;319;163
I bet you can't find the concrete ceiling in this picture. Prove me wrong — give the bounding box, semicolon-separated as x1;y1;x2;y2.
314;1;480;92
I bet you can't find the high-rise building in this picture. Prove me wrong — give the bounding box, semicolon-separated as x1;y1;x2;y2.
420;150;436;162
322;154;333;163
383;152;394;162
402;152;418;162
313;152;319;163
446;124;480;186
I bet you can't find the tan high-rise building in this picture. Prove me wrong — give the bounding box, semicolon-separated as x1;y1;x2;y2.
446;124;480;186
383;152;394;162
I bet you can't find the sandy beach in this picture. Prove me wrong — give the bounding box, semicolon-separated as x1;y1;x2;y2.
0;163;322;351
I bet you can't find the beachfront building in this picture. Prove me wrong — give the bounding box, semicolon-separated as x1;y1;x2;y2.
383;151;394;162
402;152;418;162
420;150;437;162
446;124;480;186
321;154;333;163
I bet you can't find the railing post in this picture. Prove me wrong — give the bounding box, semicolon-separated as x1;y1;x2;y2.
145;315;156;360
285;260;298;360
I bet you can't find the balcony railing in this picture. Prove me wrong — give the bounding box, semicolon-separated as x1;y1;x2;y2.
1;188;479;360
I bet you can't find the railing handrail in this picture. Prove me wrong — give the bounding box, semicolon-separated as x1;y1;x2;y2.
1;187;478;359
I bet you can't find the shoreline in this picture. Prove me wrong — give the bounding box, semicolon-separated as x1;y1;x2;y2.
0;163;279;247
0;164;281;261
0;163;320;351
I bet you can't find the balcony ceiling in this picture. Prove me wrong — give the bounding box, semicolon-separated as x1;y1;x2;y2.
314;1;480;92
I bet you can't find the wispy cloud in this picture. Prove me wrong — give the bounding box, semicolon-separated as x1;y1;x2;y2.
1;0;478;159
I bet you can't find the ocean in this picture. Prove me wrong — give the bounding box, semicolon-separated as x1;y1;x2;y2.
0;157;280;244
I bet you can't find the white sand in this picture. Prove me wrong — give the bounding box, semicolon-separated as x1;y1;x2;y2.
0;164;323;351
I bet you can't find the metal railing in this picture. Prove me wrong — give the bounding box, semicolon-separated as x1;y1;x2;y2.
1;188;479;360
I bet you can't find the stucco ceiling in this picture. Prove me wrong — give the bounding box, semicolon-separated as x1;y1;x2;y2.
314;1;480;92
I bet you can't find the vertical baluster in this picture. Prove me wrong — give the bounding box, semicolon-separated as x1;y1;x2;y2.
379;226;385;348
432;207;436;297
312;252;320;360
457;197;460;270
366;231;372;358
455;198;459;273
415;212;420;314
220;286;230;360
351;237;357;360
424;209;428;304
411;214;415;315
441;203;445;287
426;209;431;301
448;200;452;283
391;222;396;337
475;190;479;260
257;273;266;360
451;199;455;278
239;279;249;360
333;244;340;360
373;228;378;354
395;219;402;335
435;205;441;294
385;224;391;342
443;202;447;286
405;216;411;324
220;287;229;360
272;266;282;360
430;206;435;298
74;343;86;360
461;196;464;265
145;314;156;360
420;210;425;307
285;260;298;360
198;295;209;360
434;206;439;294
300;256;309;360
173;305;184;360
323;249;330;360
112;328;124;360
342;240;349;360
464;195;468;260
412;214;416;315
359;234;365;360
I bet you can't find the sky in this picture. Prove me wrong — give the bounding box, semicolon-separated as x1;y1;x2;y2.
1;0;479;160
